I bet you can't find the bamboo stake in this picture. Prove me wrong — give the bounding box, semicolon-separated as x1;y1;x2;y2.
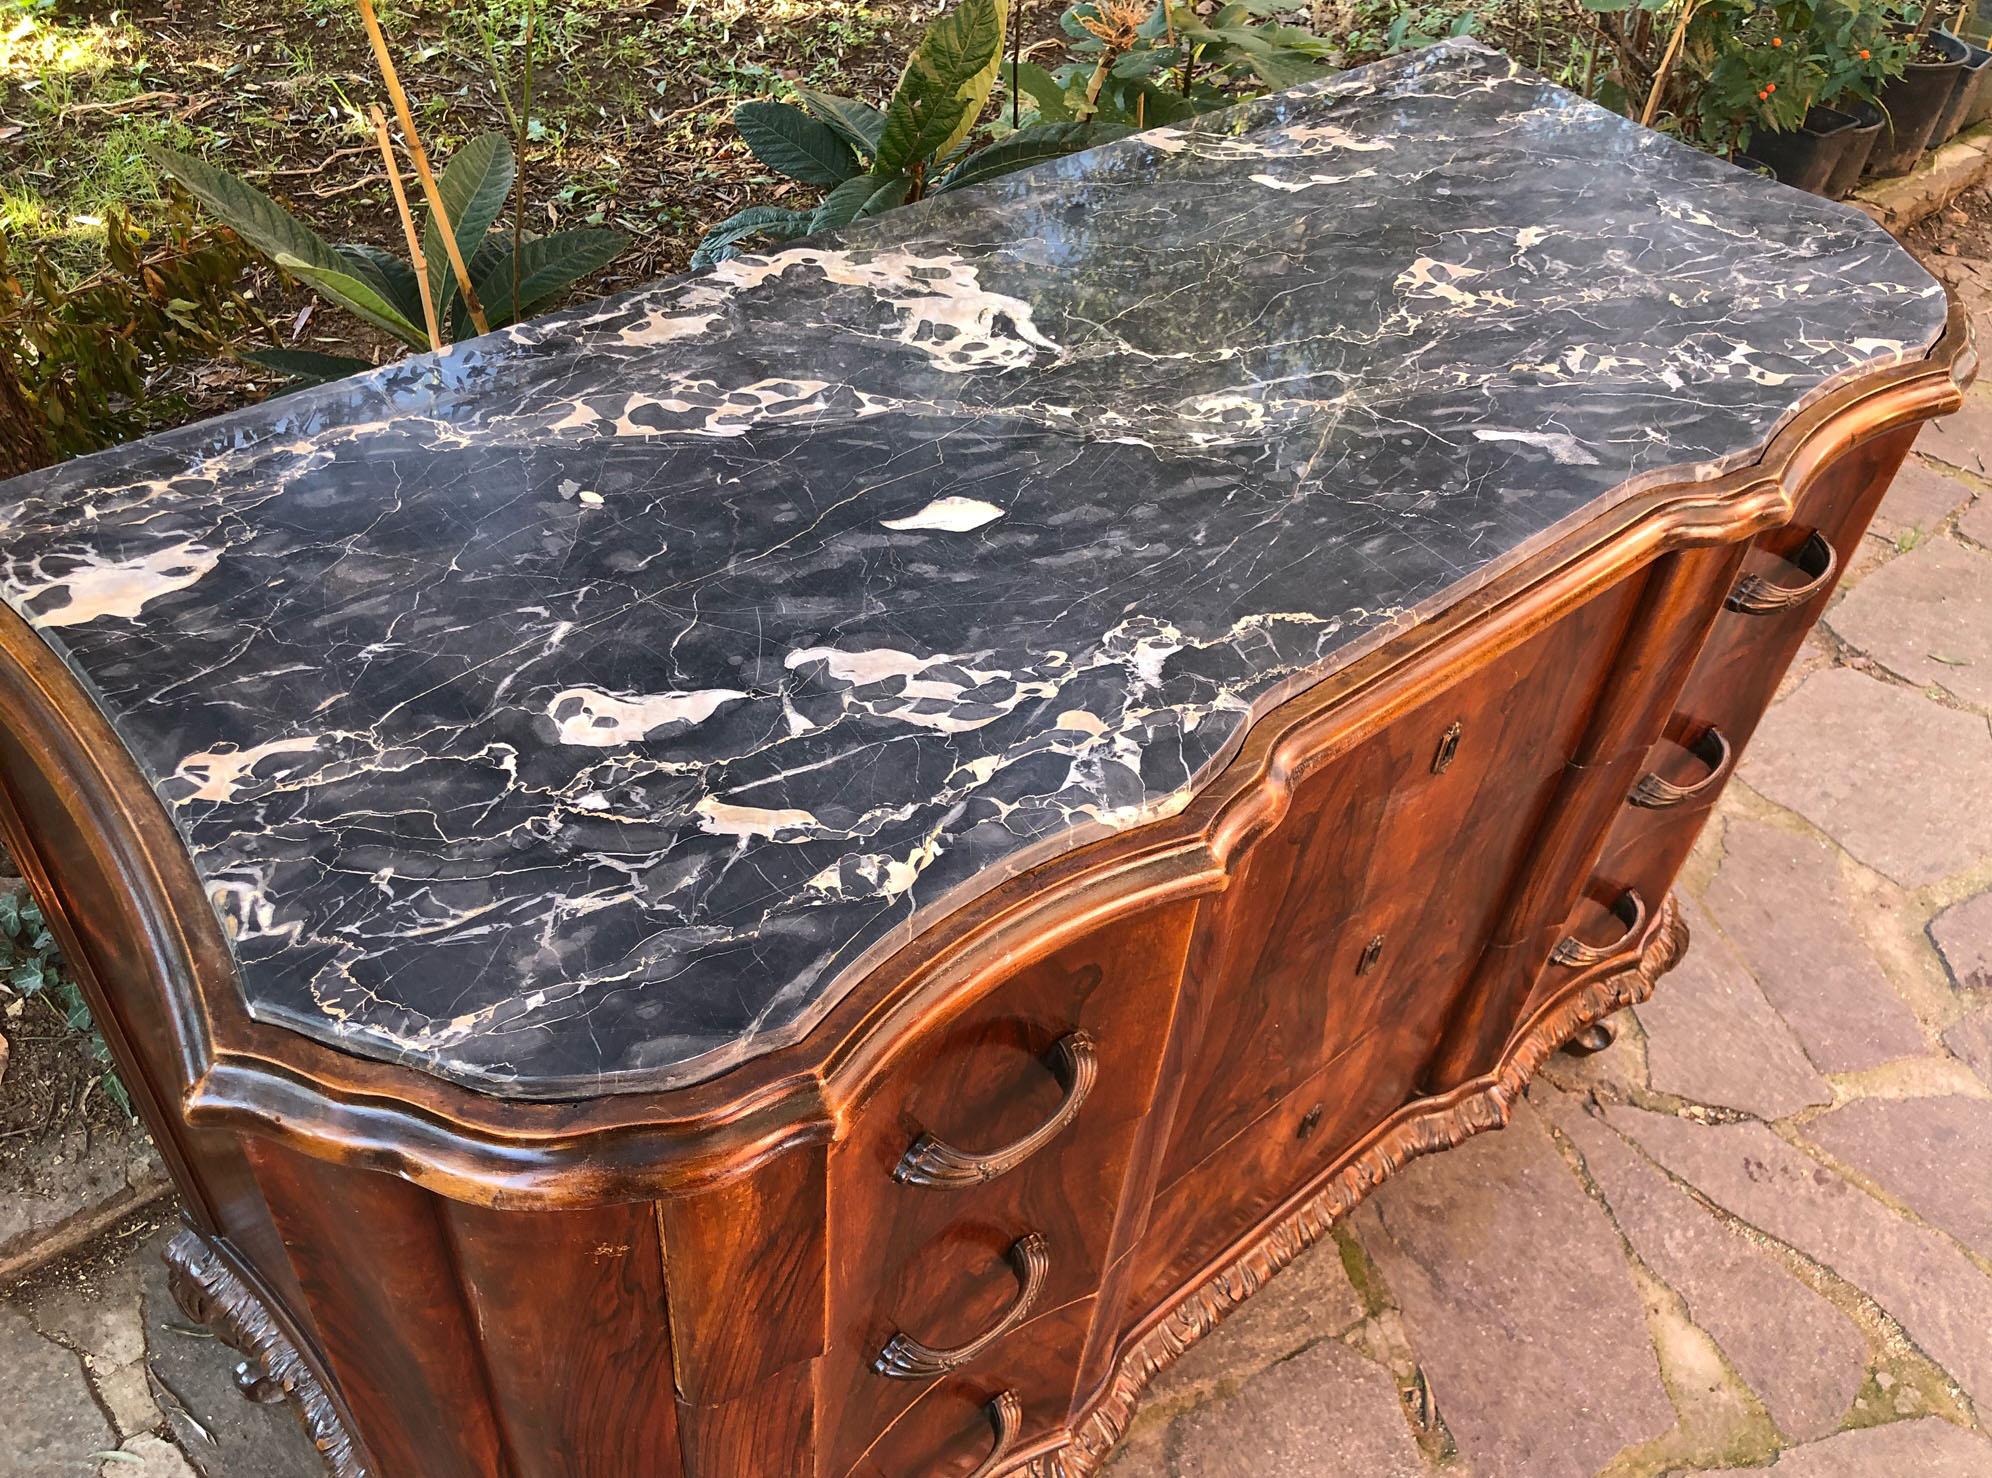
370;105;442;351
514;4;535;324
1640;0;1696;127
355;0;492;336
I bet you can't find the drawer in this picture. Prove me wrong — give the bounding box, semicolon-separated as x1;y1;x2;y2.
820;904;1194;1473
1128;1022;1423;1321
1520;724;1728;1020
1517;518;1850;1023
1157;575;1646;1184
847;1298;1096;1478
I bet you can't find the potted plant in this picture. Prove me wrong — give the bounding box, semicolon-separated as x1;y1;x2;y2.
1749;0;1905;194
1866;0;1970;174
1689;0;1831;181
1929;28;1992;142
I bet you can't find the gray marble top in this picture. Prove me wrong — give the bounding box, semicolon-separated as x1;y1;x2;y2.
0;42;1945;1098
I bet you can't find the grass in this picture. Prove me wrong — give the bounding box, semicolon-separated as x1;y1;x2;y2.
2;0;926;294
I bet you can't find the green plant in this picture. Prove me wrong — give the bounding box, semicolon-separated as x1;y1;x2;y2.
1811;0;1907;110
147;132;628;384
1675;0;1907;152
1687;0;1826;152
0;201;266;474
0;886;131;1117
1008;0;1346;129
694;0;1129;267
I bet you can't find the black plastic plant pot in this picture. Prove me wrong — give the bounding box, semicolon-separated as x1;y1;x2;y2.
1867;30;1970;177
1750;107;1861;195
1930;32;1992;143
1968;35;1992;124
1827;100;1886;197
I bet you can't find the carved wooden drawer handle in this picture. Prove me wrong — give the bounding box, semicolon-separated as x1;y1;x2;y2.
965;1391;1024;1478
894;1032;1098;1189
1552;888;1647;968
1726;530;1837;614
1629;725;1732;810
875;1234;1050;1381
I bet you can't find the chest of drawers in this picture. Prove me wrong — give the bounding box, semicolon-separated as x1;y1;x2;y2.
0;40;1966;1478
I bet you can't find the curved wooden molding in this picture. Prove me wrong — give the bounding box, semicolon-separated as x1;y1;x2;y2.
1012;894;1689;1477
164;1228;372;1478
154;898;1685;1478
0;305;1966;1206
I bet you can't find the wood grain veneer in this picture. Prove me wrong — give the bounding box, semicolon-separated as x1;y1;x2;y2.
0;305;1969;1476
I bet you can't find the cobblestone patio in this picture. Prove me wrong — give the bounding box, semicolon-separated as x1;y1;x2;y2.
4;246;1992;1478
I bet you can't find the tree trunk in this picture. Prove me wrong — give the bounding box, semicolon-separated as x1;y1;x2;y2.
0;352;52;481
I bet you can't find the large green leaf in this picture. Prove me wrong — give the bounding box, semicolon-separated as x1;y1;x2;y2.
288;262;431;348
147;145;426;346
793;89;888;158
736;100;861;186
691;206;816;270
146;145;344;275
874;0;1009;177
242;347;376;387
1008;61;1076;122
810;173;913;231
421;132;515;326
465;227;628;332
336;244;423;326
938;121;1130;192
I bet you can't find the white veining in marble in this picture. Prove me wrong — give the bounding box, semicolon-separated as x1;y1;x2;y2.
0;42;1946;1096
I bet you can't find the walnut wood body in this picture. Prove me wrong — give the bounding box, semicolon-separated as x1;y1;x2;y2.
0;313;1969;1477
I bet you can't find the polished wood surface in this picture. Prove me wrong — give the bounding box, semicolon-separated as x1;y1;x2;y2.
0;309;1968;1477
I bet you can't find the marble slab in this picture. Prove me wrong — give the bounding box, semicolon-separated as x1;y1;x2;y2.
0;42;1946;1098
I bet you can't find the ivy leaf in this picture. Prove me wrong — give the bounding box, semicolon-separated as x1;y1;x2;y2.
420;132;515;326
875;0;1010;176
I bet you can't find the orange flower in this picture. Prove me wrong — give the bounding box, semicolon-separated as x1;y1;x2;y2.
1078;0;1148;51
1772;35;1783;45
1766;82;1776;93
1860;47;1871;58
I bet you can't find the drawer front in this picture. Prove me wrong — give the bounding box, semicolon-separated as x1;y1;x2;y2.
1128;1026;1416;1321
820;904;1193;1472
847;1299;1095;1478
1156;576;1646;1186
1528;425;1920;1013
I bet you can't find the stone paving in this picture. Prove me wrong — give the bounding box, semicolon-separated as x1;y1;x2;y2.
5;276;1992;1478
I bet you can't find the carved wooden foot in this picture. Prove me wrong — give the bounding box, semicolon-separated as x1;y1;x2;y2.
1561;1019;1618;1056
164;1228;368;1478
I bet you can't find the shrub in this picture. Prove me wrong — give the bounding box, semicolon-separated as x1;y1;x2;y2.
148;134;629;387
0;202;265;474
